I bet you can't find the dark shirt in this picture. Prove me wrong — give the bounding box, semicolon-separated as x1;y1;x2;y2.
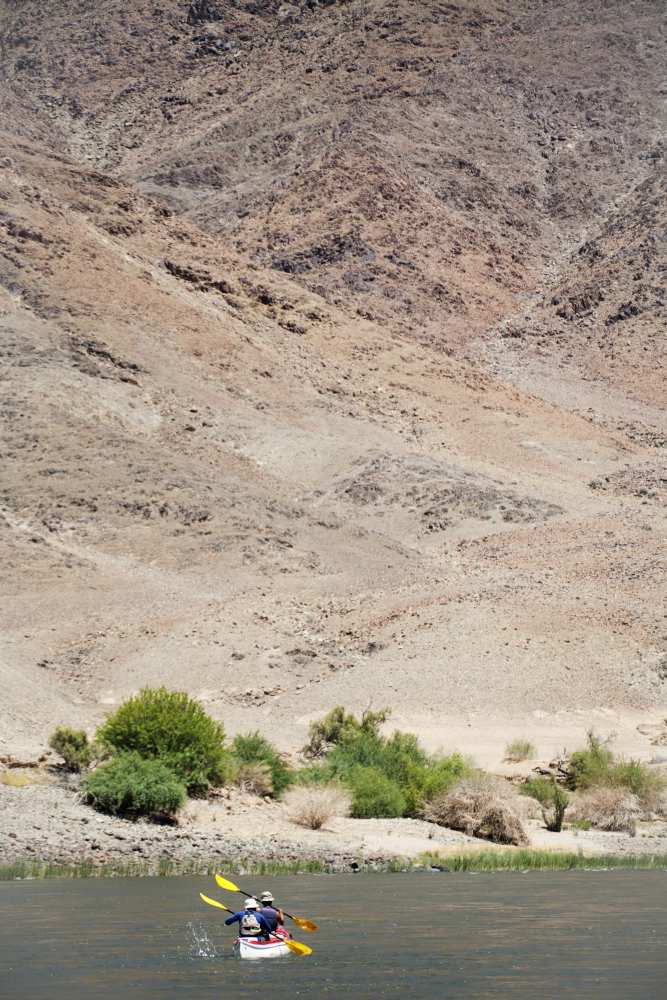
224;909;272;938
260;905;282;932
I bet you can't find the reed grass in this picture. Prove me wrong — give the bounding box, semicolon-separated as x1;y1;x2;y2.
2;849;666;880
417;848;667;871
0;856;336;881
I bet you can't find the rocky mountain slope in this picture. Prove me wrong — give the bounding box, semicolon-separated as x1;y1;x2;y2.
0;0;665;756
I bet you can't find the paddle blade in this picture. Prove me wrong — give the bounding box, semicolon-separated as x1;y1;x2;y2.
291;916;319;933
215;873;241;893
200;892;231;913
285;939;313;957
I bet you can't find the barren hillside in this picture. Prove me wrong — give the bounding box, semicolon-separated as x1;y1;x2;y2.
0;0;665;758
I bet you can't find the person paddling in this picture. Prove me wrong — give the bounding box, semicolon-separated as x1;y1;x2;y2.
259;891;286;936
224;897;273;939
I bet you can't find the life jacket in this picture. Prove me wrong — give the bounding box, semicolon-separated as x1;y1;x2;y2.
261;905;280;932
240;910;263;936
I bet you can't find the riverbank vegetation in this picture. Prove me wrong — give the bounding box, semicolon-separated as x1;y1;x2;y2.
569;787;642;835
416;849;667;872
520;777;570;833
96;688;228;795
284;783;352;830
43;695;666;849
49;693;473;824
423;775;529;845
296;707;471;818
231;731;293;798
0;856;337;881
83;752;187;820
565;731;665;808
48;727;94;772
3;850;667;881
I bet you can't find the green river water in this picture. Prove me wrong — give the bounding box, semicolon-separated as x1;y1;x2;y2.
1;871;665;998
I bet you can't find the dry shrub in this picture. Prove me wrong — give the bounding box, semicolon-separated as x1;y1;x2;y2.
284;783;351;830
234;761;274;797
504;738;536;762
423;776;528;846
515;792;544;822
570;787;641;836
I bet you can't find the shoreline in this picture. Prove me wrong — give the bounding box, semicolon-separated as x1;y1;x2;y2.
3;850;667;881
3;779;667;882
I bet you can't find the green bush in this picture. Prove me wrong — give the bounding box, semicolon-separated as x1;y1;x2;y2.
293;761;332;786
407;753;470;811
96;688;227;794
83;752;186;819
303;705;389;758
609;759;666;809
346;765;407;818
567;731;614;790
48;727;92;772
231;732;293;797
520;777;557;805
326;728;413;779
328;730;468;816
298;708;469;817
566;731;665;809
521;776;569;832
546;783;569;832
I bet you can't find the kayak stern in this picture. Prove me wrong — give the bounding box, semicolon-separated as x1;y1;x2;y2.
234;936;292;960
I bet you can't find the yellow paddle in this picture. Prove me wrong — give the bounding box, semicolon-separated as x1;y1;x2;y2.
214;873;320;932
199;893;313;957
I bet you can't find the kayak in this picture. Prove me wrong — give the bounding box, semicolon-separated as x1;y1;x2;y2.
234;934;292;960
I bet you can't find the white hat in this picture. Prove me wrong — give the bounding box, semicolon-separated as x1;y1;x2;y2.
244;897;259;909
260;891;274;902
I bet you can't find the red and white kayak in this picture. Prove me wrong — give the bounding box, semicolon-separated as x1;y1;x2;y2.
234;930;291;960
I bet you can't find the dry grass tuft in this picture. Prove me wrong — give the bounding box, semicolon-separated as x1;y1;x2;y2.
423;776;528;846
283;783;351;830
0;770;45;788
504;738;536;762
234;761;274;797
569;787;642;836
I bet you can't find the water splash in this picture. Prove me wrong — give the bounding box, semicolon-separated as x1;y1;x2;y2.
187;921;218;959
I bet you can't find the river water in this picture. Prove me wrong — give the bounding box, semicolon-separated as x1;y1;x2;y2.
1;871;665;999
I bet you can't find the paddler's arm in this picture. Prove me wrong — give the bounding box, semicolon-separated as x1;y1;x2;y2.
224;911;242;926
